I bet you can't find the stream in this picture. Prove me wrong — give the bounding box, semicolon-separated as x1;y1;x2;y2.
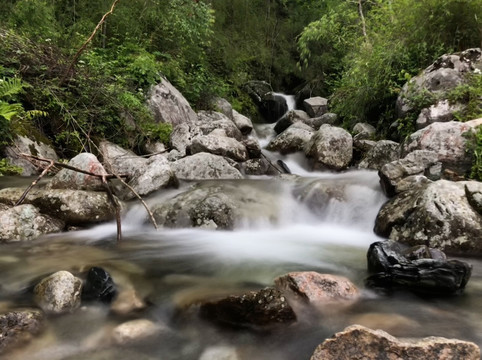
1;118;482;359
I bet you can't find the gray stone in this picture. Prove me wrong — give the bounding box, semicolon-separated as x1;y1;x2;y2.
374;180;482;256
358;140;400;171
0;188;118;225
99;141;147;177
274;110;310;134
304;124;353;170
0;204;64;242
142;140;166;155
352;122;376;140
465;181;482;215
171;153;243;180
241;137;262;159
4;135;58;176
0;310;44;354
379;150;440;197
190;135;249;162
403;119;482;176
303;97;328;117
310;324;480;360
199;346;240;360
48;153;107;191
267;123;314;154
308;113;339;130
34;271;83;314
211;97;233;120
416;100;463;129
147;78;198;126
170;123;195;155
196;111;243;140
232;109;253;135
123;155;177;199
243;158;278;176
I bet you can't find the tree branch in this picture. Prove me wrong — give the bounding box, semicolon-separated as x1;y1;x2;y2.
59;0;121;85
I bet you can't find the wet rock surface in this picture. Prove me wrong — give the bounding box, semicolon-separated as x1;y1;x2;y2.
310;324;481;360
34;271;83;314
366;241;472;295
171;153;243;180
82;267;118;304
267;123;314;154
199;287;296;328
0;310;44;354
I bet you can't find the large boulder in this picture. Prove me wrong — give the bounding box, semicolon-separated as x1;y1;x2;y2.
210;97;233;120
416;100;464;129
170;123;197;155
34;271;83;314
199;287;296;328
122;155;177;199
310;325;480;360
267;123;314;154
48;153;107;192
3;135;58;176
0;310;44;354
304;124;353;170
374;180;482;256
171;153;243;181
0;188;118;225
150;180;282;229
274;110;310;134
358;140;400;171
366;241;472;295
303;97;328;118
147;78;197;126
258;92;289;123
352;122;376;140
402;119;482;177
189;135;249;162
0;204;64;242
274;272;359;304
397;48;482;118
99;141;147;176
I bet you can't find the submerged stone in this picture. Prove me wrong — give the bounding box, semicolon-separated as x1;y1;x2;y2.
82;267;118;304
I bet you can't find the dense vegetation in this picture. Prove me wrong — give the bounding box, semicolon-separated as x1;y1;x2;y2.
0;0;481;168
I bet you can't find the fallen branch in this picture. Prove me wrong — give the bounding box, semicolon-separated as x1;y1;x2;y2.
15;160;55;206
102;174;122;242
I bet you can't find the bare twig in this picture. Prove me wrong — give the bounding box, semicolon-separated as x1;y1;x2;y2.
59;0;121;85
16;160;55;206
102;174;122;242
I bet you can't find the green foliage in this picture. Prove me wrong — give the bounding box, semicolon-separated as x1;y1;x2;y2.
139;123;173;146
448;73;482;122
466;126;482;181
0;158;22;176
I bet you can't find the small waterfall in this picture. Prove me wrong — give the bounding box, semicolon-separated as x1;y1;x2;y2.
273;92;296;113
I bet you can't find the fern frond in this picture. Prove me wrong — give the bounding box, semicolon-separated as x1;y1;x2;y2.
24;110;48;120
0;77;24;99
0;101;23;121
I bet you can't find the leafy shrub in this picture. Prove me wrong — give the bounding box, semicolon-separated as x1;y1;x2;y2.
448;73;482;122
0;158;22;176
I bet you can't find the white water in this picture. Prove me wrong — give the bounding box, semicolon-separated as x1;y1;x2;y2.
273;92;296;112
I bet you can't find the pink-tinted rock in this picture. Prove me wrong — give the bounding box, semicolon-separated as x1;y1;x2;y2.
274;272;359;304
310;325;480;360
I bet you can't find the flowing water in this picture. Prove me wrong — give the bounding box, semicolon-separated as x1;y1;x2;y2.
1;130;482;359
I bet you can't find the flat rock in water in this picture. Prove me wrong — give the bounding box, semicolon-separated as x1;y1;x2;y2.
310;324;480;360
0;310;44;354
199;287;296;328
274;272;359;304
366;240;472;295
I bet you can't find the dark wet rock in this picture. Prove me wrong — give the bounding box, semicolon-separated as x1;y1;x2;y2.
147;78;198;126
82;267;117;304
48;153;107;192
303;97;328;118
199;287;296;328
267;123;314;154
241;137;262;159
258;92;288;123
243;158;278;176
243;80;273;104
0;310;44;355
4;135;58;176
274;272;359;304
304;124;353;170
34;271;83;314
310;324;480;360
358;140;400;171
0;187;118;226
374;180;482;256
171;153;243;180
0;204;65;242
366;240;471;295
